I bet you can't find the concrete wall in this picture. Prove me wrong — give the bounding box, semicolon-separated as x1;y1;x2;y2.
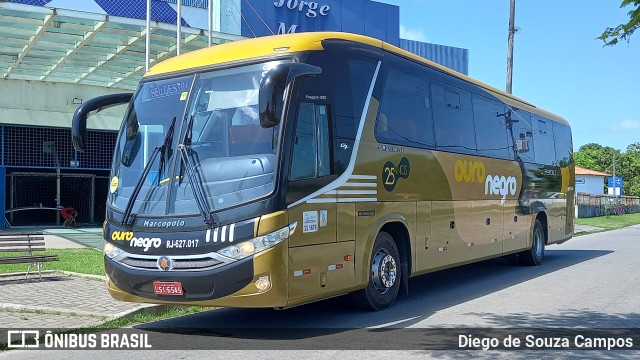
0;78;129;131
576;175;605;195
578;204;640;218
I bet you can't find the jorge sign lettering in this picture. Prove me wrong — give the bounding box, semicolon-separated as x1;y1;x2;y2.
273;0;330;18
273;0;331;34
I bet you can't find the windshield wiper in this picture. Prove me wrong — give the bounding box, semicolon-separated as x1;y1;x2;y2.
157;118;177;184
176;115;217;226
121;117;176;227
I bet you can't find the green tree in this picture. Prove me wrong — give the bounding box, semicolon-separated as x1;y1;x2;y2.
574;143;620;173
598;0;640;46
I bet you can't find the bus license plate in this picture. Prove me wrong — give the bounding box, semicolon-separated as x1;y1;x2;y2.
153;281;183;296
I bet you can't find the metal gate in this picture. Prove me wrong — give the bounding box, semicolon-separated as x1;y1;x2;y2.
7;172;109;226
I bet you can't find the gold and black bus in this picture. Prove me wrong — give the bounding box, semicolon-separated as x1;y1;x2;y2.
73;32;574;311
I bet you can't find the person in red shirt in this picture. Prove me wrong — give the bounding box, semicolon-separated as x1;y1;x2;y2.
60;207;78;228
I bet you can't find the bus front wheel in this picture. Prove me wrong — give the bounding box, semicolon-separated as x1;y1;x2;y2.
350;231;401;311
520;219;545;266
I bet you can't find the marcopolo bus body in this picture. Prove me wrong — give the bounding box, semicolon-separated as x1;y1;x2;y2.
73;32;574;311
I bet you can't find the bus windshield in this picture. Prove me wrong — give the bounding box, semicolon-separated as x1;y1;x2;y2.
109;61;284;218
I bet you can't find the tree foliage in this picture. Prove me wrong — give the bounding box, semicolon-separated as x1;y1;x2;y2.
575;142;640;196
598;0;640;46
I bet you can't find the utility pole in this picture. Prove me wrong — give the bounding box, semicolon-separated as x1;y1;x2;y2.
612;152;617;197
506;0;516;94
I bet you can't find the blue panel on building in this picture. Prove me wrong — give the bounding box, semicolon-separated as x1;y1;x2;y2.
241;0;400;44
240;0;467;73
364;1;387;45
385;5;400;47
340;0;365;35
399;38;469;75
95;0;187;26
7;0;50;5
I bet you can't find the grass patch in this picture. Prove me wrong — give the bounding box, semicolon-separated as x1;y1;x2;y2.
575;212;640;230
0;248;104;275
95;306;212;329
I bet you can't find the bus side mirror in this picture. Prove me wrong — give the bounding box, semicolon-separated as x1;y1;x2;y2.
259;63;322;128
72;93;133;152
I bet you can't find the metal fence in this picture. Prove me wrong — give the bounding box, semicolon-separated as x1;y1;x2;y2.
3;125;117;170
6;172;110;226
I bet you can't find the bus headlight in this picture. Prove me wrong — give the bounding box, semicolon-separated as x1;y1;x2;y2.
104;242;124;259
217;223;294;260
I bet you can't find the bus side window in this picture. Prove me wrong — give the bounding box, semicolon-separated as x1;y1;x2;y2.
290;103;332;181
553;122;573;167
374;68;434;148
473;95;511;160
432;83;477;155
533;117;556;165
510;110;535;163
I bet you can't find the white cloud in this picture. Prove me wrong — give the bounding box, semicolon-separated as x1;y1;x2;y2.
612;120;640;132
400;25;428;42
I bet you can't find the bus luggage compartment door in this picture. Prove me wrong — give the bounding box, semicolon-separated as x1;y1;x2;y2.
287;241;355;306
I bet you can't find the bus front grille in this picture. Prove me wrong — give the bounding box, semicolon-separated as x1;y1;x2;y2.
120;256;223;271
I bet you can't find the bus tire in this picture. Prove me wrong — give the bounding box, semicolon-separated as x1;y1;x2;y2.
350;231;401;311
520;219;545;266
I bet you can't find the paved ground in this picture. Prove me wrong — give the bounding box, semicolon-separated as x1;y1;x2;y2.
574;223;604;234
0;226;152;331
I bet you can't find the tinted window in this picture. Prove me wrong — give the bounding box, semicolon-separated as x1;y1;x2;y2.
509;109;535;163
553;122;573;166
290;103;331;181
473;95;511;159
375;68;434;148
432;83;476;155
300;52;377;175
532;116;556;165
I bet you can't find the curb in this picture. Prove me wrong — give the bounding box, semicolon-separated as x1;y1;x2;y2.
105;304;172;323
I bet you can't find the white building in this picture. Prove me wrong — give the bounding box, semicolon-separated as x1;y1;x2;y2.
575;166;609;195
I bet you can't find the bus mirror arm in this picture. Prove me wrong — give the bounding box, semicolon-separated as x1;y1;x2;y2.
72;93;133;152
259;63;322;128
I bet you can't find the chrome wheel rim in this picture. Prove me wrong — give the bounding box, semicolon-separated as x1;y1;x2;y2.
371;248;397;295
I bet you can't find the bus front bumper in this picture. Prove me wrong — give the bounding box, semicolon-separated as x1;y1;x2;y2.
104;245;289;308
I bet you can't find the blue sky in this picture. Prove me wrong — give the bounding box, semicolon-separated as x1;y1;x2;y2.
380;0;639;152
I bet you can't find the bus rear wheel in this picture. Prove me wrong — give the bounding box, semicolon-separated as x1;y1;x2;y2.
350;231;401;311
520;219;545;266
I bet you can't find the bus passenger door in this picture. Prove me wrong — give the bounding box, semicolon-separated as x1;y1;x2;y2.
287;102;337;248
286;102;352;304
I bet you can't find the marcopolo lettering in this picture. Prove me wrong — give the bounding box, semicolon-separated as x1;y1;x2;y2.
130;237;162;252
274;0;330;18
143;220;186;228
